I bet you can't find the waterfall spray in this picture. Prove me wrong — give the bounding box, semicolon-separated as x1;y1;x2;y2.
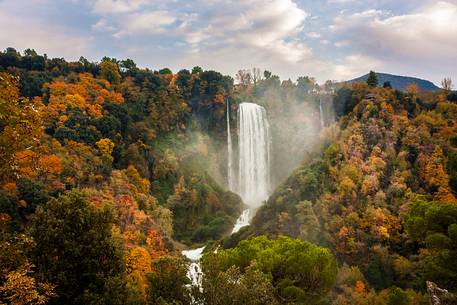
184;103;272;287
319;99;325;129
226;99;235;191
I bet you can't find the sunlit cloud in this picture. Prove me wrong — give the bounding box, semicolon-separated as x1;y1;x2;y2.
0;0;455;84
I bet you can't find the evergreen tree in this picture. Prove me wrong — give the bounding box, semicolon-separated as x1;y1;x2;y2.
383;81;392;88
367;71;379;87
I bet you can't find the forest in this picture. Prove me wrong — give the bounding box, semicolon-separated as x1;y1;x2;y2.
1;47;457;305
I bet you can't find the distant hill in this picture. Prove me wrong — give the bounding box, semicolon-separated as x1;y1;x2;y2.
343;72;440;92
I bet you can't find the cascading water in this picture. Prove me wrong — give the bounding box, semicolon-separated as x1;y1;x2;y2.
237;103;271;208
231;102;271;233
183;102;272;289
231;209;250;234
182;246;205;290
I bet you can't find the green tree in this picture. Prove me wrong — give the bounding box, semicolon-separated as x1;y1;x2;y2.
405;198;457;290
202;236;338;304
99;60;121;85
147;256;190;305
192;66;203;74
367;71;378;88
388;287;411;305
383;81;392;89
201;262;278;305
120;58;138;76
296;76;315;94
30;190;125;305
158;68;172;75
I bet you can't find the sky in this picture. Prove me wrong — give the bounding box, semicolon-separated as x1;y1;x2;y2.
0;0;456;85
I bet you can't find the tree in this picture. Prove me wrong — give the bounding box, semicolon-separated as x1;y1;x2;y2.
0;262;55;305
99;60;121;85
252;68;263;86
383;81;392;88
30;190;125;305
202;236;338;304
405;198;457;290
96;138;115;158
192;66;203;74
147;256;190;305
200;262;278;305
0;48;21;68
442;78;453;92
406;83;419;95
119;59;138;76
236;69;252;89
0;72;43;183
0;214;57;305
296;200;320;242
158;68;172;75
366;71;378;88
388;287;411;305
297;76;315;93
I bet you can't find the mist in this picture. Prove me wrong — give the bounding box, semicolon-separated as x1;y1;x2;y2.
226;69;336;193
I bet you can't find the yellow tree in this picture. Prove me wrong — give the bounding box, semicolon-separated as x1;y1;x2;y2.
0;263;55;305
418;145;457;203
0;73;43;183
99;60;121;86
125;247;151;302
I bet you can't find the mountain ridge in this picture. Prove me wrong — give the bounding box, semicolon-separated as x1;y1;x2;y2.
342;72;440;92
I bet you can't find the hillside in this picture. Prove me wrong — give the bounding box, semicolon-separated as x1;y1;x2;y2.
231;82;457;303
1;47;457;305
344;72;440;92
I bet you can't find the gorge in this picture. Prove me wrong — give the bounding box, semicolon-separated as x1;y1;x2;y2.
182;101;272;286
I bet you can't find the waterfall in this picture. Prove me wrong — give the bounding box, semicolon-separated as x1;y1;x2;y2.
182;247;205;290
319;99;325;129
183;102;272;291
231;209;250;234
227;99;235;191
237;103;271;208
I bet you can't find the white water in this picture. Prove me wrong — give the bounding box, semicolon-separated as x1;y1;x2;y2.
237;103;271;208
319;99;325;129
182;246;205;289
227;99;235;191
184;102;272;290
231;209;250;234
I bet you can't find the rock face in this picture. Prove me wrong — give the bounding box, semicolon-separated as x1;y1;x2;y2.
427;281;449;305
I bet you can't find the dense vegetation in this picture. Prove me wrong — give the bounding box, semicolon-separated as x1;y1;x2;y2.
201;236;337;305
234;78;457;304
1;47;457;304
0;48;243;304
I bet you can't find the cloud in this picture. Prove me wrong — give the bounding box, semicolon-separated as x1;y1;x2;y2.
332;54;381;80
113;10;177;36
307;32;321;38
328;0;358;3
184;0;310;60
89;0;315;67
91;0;151;14
0;10;90;60
3;0;452;85
334;40;350;48
87;0;389;82
331;1;457;62
92;18;116;32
